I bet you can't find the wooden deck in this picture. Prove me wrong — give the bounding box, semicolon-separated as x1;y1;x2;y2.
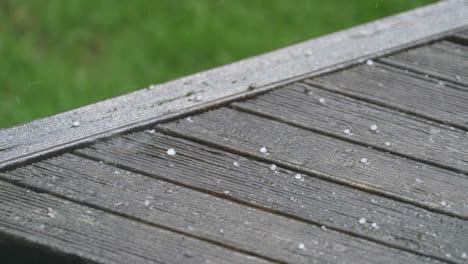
1;1;468;263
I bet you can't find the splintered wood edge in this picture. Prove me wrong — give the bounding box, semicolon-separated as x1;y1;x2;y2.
1;0;468;170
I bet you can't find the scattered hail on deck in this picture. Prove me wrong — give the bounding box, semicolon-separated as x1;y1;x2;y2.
344;129;353;136
72;120;80;127
270;164;278;171
360;158;369;164
369;124;378;132
260;146;268;154
358;217;367;224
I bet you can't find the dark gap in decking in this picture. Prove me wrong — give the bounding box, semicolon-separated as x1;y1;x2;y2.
0;175;284;264
155;126;468;222
377;59;468;92
230;104;468;176
70;148;458;264
447;36;468;47
303;81;468;132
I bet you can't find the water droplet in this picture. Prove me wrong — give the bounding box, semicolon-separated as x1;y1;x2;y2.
233;161;239;167
369;124;378;132
344;129;353;135
318;97;326;105
366;60;374;66
360;158;368;164
294;174;303;181
72;121;80;127
167;148;176;156
358;217;367;224
260;147;268;154
384;142;391;146
298;243;306;250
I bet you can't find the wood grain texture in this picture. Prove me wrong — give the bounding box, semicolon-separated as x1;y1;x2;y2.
0;181;270;264
2;0;468;170
305;63;468;130
453;29;468;42
380;41;468;87
74;131;468;263
159;108;468;219
1;154;443;264
232;83;468;174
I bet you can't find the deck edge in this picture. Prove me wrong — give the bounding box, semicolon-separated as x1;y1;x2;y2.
2;0;468;170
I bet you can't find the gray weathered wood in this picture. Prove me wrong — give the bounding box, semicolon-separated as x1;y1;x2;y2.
380;41;468;87
305;63;468;130
0;181;270;264
453;29;468;42
1;154;444;264
74;131;468;263
2;0;468;170
232;83;468;174
159;108;468;219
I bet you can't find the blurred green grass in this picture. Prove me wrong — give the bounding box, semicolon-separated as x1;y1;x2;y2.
0;0;434;128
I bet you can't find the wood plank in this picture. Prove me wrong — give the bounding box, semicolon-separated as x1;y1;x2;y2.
0;182;270;264
232;83;468;174
380;41;468;87
305;63;468;130
2;1;468;170
159;108;468;219
1;154;440;264
453;29;468;42
74;131;468;263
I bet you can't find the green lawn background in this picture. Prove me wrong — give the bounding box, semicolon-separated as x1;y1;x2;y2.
0;0;434;128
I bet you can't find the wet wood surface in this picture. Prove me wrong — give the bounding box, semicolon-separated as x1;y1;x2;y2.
1;7;468;264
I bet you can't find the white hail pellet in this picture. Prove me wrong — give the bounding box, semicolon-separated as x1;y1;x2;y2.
441;201;448;207
384;142;391;146
358;217;367;224
366;59;374;66
260;147;268;154
294;174;303;180
461;252;467;259
144;200;151;207
233;161;239;167
369;124;378;131
344;129;352;135
270;164;277;171
298;243;305;250
72;121;80;127
318;97;326;104
371;222;379;229
360;158;368;164
166;148;176;156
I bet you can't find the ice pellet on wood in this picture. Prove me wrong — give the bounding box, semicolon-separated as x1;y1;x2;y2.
360;158;368;164
369;124;378;132
233;162;239;167
260;147;268;154
294;174;303;180
166;148;176;156
384;142;391;146
371;222;379;229
358;217;367;224
298;243;305;250
318;98;326;105
344;129;353;135
270;164;277;171
366;59;374;66
72;121;80;127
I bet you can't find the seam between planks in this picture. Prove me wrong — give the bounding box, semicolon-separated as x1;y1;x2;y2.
230;103;468;176
303;80;468;132
2;0;468;171
155;126;468;222
69;149;459;264
0;176;284;264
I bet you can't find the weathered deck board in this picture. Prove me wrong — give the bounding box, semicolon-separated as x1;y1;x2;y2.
2;0;468;170
1;154;444;264
74;131;468;263
159;108;468;219
454;29;468;42
0;181;269;264
305;63;468;130
232;83;468;174
380;41;468;87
